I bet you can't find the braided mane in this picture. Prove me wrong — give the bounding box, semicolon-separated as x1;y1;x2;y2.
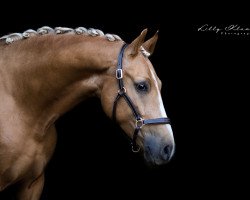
0;26;150;57
0;26;122;44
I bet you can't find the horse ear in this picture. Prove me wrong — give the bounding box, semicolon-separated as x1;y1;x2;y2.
142;30;159;55
128;29;148;56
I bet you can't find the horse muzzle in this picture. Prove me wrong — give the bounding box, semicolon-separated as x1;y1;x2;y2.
143;134;175;165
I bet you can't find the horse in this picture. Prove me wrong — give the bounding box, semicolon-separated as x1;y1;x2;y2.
0;26;175;200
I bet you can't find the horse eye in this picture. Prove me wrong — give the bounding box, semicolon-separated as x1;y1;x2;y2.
135;82;149;93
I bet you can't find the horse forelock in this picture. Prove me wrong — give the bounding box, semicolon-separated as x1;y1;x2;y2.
0;26;123;45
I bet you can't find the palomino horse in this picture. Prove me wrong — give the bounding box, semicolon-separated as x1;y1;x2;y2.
0;26;175;199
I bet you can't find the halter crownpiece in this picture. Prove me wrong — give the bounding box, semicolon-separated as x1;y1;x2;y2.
112;44;171;152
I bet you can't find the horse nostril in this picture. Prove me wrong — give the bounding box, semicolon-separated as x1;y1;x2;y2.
162;145;173;161
163;145;170;155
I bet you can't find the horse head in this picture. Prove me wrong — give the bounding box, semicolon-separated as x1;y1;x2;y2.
100;29;175;165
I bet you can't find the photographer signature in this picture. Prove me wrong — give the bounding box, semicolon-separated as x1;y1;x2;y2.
197;24;250;35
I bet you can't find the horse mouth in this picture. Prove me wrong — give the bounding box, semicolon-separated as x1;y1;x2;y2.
144;146;165;165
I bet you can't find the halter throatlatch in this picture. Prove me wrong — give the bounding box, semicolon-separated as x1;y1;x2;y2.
112;44;171;152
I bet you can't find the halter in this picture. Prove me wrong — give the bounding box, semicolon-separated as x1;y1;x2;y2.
112;44;171;152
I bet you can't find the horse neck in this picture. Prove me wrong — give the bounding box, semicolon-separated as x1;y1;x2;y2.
1;35;123;119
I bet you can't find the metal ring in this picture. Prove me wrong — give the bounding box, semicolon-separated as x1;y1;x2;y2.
136;118;144;128
132;145;141;153
118;87;126;95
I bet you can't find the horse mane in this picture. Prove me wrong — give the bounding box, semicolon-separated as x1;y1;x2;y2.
0;26;123;45
0;26;150;57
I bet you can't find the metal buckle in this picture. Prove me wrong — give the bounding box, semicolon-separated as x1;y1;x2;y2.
136;118;144;128
116;69;123;79
118;87;126;95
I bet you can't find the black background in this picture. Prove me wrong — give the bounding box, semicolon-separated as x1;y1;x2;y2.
0;2;249;199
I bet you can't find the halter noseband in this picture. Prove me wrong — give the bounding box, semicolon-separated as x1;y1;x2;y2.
112;44;171;152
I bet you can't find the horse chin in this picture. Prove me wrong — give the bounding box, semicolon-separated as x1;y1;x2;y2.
143;151;168;166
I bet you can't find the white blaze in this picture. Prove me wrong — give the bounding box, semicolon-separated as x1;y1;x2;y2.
149;67;174;139
157;90;174;138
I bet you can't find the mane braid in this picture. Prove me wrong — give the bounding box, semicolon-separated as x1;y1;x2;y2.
0;26;122;44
